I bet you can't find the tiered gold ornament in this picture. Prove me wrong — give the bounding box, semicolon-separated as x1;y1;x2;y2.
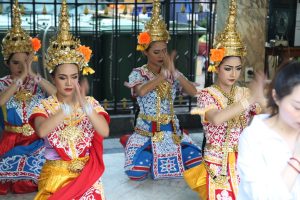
137;0;170;51
1;0;34;61
145;0;170;42
214;0;246;57
45;0;93;74
208;0;246;72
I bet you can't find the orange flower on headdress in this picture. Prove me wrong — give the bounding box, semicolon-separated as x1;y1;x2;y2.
138;32;151;45
210;48;225;62
137;32;151;51
77;45;92;62
31;38;41;52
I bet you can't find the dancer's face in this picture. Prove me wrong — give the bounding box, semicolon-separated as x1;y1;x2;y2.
6;52;28;78
144;41;167;68
53;63;79;98
217;56;242;87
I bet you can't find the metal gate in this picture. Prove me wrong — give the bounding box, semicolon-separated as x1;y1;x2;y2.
0;0;216;114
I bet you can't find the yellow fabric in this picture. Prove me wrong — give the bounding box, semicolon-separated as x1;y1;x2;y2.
34;160;81;200
197;185;208;200
184;153;238;200
228;152;236;166
183;163;207;199
228;152;238;196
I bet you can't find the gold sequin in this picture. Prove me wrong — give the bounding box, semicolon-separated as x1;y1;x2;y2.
15;89;33;101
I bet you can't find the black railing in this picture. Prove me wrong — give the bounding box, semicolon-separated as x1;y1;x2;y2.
0;0;216;114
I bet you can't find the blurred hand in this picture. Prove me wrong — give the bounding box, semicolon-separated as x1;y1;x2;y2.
163;50;177;73
79;78;90;97
159;67;172;80
19;62;28;81
74;81;86;107
26;53;35;77
248;70;266;102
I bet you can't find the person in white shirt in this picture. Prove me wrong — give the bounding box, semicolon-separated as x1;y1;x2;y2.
238;61;300;200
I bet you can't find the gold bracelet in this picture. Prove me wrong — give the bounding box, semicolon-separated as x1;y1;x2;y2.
240;98;250;110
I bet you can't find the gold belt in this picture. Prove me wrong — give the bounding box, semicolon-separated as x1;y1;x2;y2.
46;156;89;173
5;123;34;136
135;127;164;142
138;113;173;124
205;144;238;153
135;127;182;144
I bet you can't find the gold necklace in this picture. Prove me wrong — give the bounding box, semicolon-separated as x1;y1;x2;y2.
146;65;171;99
212;84;235;104
146;65;159;76
55;97;85;147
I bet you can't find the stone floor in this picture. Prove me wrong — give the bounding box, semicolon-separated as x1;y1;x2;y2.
2;133;203;200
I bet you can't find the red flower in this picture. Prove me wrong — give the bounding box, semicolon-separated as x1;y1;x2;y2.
138;32;151;45
210;48;225;62
77;45;92;62
31;38;41;52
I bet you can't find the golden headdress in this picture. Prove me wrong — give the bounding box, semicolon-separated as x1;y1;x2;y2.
45;0;94;75
136;0;170;51
2;0;41;61
208;0;246;72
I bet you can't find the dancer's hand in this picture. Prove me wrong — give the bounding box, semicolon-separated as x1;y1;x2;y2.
19;62;28;81
248;70;266;104
79;78;89;96
74;81;87;107
163;50;176;72
163;50;182;80
159;67;172;79
26;53;35;77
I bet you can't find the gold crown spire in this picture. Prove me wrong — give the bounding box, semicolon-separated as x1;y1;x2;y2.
12;0;22;33
214;0;246;57
144;0;170;43
208;0;246;72
136;0;170;51
45;0;94;75
1;0;34;61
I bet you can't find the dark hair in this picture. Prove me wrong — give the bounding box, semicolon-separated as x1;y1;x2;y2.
267;61;300;115
50;65;59;78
